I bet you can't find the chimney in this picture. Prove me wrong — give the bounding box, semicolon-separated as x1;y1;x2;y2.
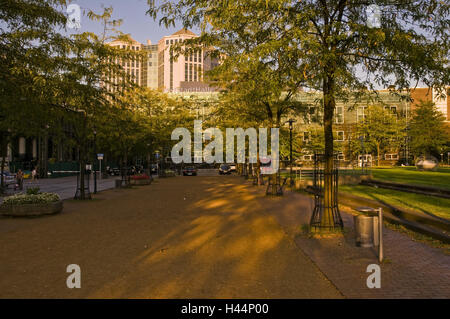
147;40;152;45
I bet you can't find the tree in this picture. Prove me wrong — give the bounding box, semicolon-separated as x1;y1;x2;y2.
353;105;405;166
409;101;449;159
149;0;449;230
0;0;69;189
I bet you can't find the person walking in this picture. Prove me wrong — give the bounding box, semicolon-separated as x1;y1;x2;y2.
16;169;24;191
31;167;37;182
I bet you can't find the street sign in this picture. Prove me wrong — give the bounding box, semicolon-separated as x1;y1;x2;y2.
97;153;104;160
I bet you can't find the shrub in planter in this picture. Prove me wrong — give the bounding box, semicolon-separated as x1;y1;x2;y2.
164;169;176;177
0;192;62;217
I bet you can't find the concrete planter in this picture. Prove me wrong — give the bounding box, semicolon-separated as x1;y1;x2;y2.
130;179;152;186
0;201;63;217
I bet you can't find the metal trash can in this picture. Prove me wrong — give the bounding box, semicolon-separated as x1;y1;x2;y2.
354;207;384;262
354;214;376;248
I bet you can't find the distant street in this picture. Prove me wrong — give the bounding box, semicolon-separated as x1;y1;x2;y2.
0;175;117;203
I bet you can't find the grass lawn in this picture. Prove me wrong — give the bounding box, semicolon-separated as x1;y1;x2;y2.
371;167;450;191
340;185;450;221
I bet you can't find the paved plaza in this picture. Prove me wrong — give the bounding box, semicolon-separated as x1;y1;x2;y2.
0;175;448;298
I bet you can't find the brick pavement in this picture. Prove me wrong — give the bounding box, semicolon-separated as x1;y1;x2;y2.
252;185;450;298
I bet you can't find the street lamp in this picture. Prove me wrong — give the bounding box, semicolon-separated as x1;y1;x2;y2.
359;135;365;173
285;119;296;186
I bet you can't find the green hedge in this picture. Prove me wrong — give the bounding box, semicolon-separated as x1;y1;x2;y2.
2;193;60;206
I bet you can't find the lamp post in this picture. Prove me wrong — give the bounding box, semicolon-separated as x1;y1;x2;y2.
93;127;97;194
359;135;365;173
404;126;410;166
285;119;296;186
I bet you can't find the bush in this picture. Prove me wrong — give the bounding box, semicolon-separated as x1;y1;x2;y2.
2;193;60;206
26;187;40;195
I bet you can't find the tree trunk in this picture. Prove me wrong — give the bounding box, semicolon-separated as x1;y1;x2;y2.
322;74;336;228
0;156;5;191
377;143;381;167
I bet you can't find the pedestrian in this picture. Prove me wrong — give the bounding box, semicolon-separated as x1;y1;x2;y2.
16;169;24;191
31;167;37;182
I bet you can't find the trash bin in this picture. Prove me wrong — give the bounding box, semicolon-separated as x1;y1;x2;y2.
354;207;384;262
354;207;380;247
115;179;122;188
354;214;376;247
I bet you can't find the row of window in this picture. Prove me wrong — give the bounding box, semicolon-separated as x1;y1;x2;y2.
302;131;345;141
301;154;399;161
332;105;399;124
185;63;202;82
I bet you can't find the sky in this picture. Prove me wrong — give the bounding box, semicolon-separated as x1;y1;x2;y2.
66;0;187;44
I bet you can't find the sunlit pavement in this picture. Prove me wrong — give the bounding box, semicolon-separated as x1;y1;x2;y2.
0;175;342;298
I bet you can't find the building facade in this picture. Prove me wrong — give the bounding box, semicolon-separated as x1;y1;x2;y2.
158;29;217;93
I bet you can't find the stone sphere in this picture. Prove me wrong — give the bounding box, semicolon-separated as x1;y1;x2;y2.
415;155;439;171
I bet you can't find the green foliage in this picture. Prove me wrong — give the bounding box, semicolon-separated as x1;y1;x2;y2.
2;192;60;206
26;187;41;195
371;167;450;191
340;185;450;221
351;105;406;165
409;101;449;158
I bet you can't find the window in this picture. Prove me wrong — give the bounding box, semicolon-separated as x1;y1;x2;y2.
185;63;188;82
335;106;344;124
357;106;367;122
303;155;313;161
384;106;397;115
149;62;152;67
335;153;345;161
303;132;310;142
336;131;345;141
198;50;202;63
166;40;169;45
189;64;193;81
194;64;197;81
170;39;173;44
194;50;197;62
385;154;399;160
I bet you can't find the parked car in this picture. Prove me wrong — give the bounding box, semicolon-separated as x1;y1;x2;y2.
106;166;121;176
1;171;16;188
219;164;232;175
229;164;236;172
183;166;197;176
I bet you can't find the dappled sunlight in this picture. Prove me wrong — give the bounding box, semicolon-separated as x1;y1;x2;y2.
83;176;341;298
